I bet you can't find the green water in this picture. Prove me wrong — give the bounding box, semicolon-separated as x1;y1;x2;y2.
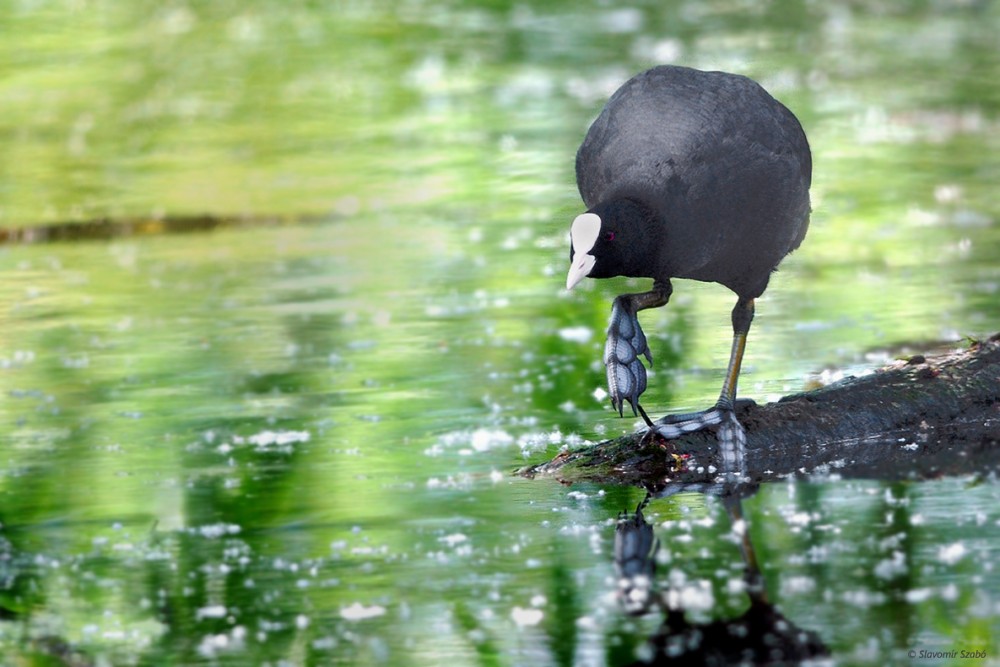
1;1;999;665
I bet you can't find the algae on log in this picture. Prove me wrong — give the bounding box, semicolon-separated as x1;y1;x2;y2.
520;335;1000;487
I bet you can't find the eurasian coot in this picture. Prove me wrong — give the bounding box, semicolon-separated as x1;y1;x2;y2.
566;65;811;441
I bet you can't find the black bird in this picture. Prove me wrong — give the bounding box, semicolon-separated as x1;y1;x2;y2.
566;65;811;440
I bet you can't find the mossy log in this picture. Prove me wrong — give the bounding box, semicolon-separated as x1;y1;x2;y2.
521;334;1000;487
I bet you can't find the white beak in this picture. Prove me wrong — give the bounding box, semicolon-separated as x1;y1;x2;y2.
566;253;595;289
566;212;602;290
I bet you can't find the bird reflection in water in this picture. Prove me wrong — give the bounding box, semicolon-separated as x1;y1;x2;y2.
613;481;828;665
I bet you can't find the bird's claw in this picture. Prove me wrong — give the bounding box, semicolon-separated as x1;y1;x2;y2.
604;297;653;417
653;406;747;475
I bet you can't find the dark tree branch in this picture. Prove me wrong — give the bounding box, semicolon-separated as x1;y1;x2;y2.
521;334;1000;487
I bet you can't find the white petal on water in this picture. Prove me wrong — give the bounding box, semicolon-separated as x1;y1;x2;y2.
196;605;228;620
438;533;468;547
780;575;817;596
470;428;514;451
873;551;907;579
558;326;593;343
937;542;967;565
248;430;310;448
905;588;933;603
341;603;387;621
511;606;543;627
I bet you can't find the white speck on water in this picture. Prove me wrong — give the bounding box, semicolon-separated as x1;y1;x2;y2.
295;614;310;630
490;469;504;483
438;533;468;547
592;386;608;402
438;428;515;453
247;430;310;450
530;594;547;607
424;304;449;317
937;542;967;565
783;511;818;529
61;353;89;369
633;37;682;63
515;429;565;455
312;636;338;650
558;326;593;343
905;588;933;603
196;605;228;620
842;589;887;607
341;603;387;621
471;428;513;451
511;606;543;627
193;523;241;539
940;583;959;601
635;642;657;662
780;575;817;596
599;7;642;33
664;579;714;613
935;183;963;203
196;627;245;658
873;551;907;580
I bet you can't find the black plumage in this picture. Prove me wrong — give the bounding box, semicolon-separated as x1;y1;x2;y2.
566;65;811;439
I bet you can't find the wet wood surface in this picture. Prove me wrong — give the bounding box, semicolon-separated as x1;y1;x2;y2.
521;334;1000;488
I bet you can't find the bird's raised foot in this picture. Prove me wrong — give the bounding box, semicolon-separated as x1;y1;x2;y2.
604;296;653;417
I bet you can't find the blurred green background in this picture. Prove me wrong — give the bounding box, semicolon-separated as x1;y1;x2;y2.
1;0;998;665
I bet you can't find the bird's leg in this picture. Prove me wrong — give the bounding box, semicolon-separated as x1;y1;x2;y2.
653;298;754;440
718;297;754;411
605;281;672;421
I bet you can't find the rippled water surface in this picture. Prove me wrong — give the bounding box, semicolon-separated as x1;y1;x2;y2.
1;1;999;665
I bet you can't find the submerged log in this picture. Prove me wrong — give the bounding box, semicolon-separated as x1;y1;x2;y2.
521;334;1000;487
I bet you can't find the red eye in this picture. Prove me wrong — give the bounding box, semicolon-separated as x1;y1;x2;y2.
605;231;616;241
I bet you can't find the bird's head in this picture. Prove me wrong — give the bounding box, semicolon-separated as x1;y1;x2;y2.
566;200;654;289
